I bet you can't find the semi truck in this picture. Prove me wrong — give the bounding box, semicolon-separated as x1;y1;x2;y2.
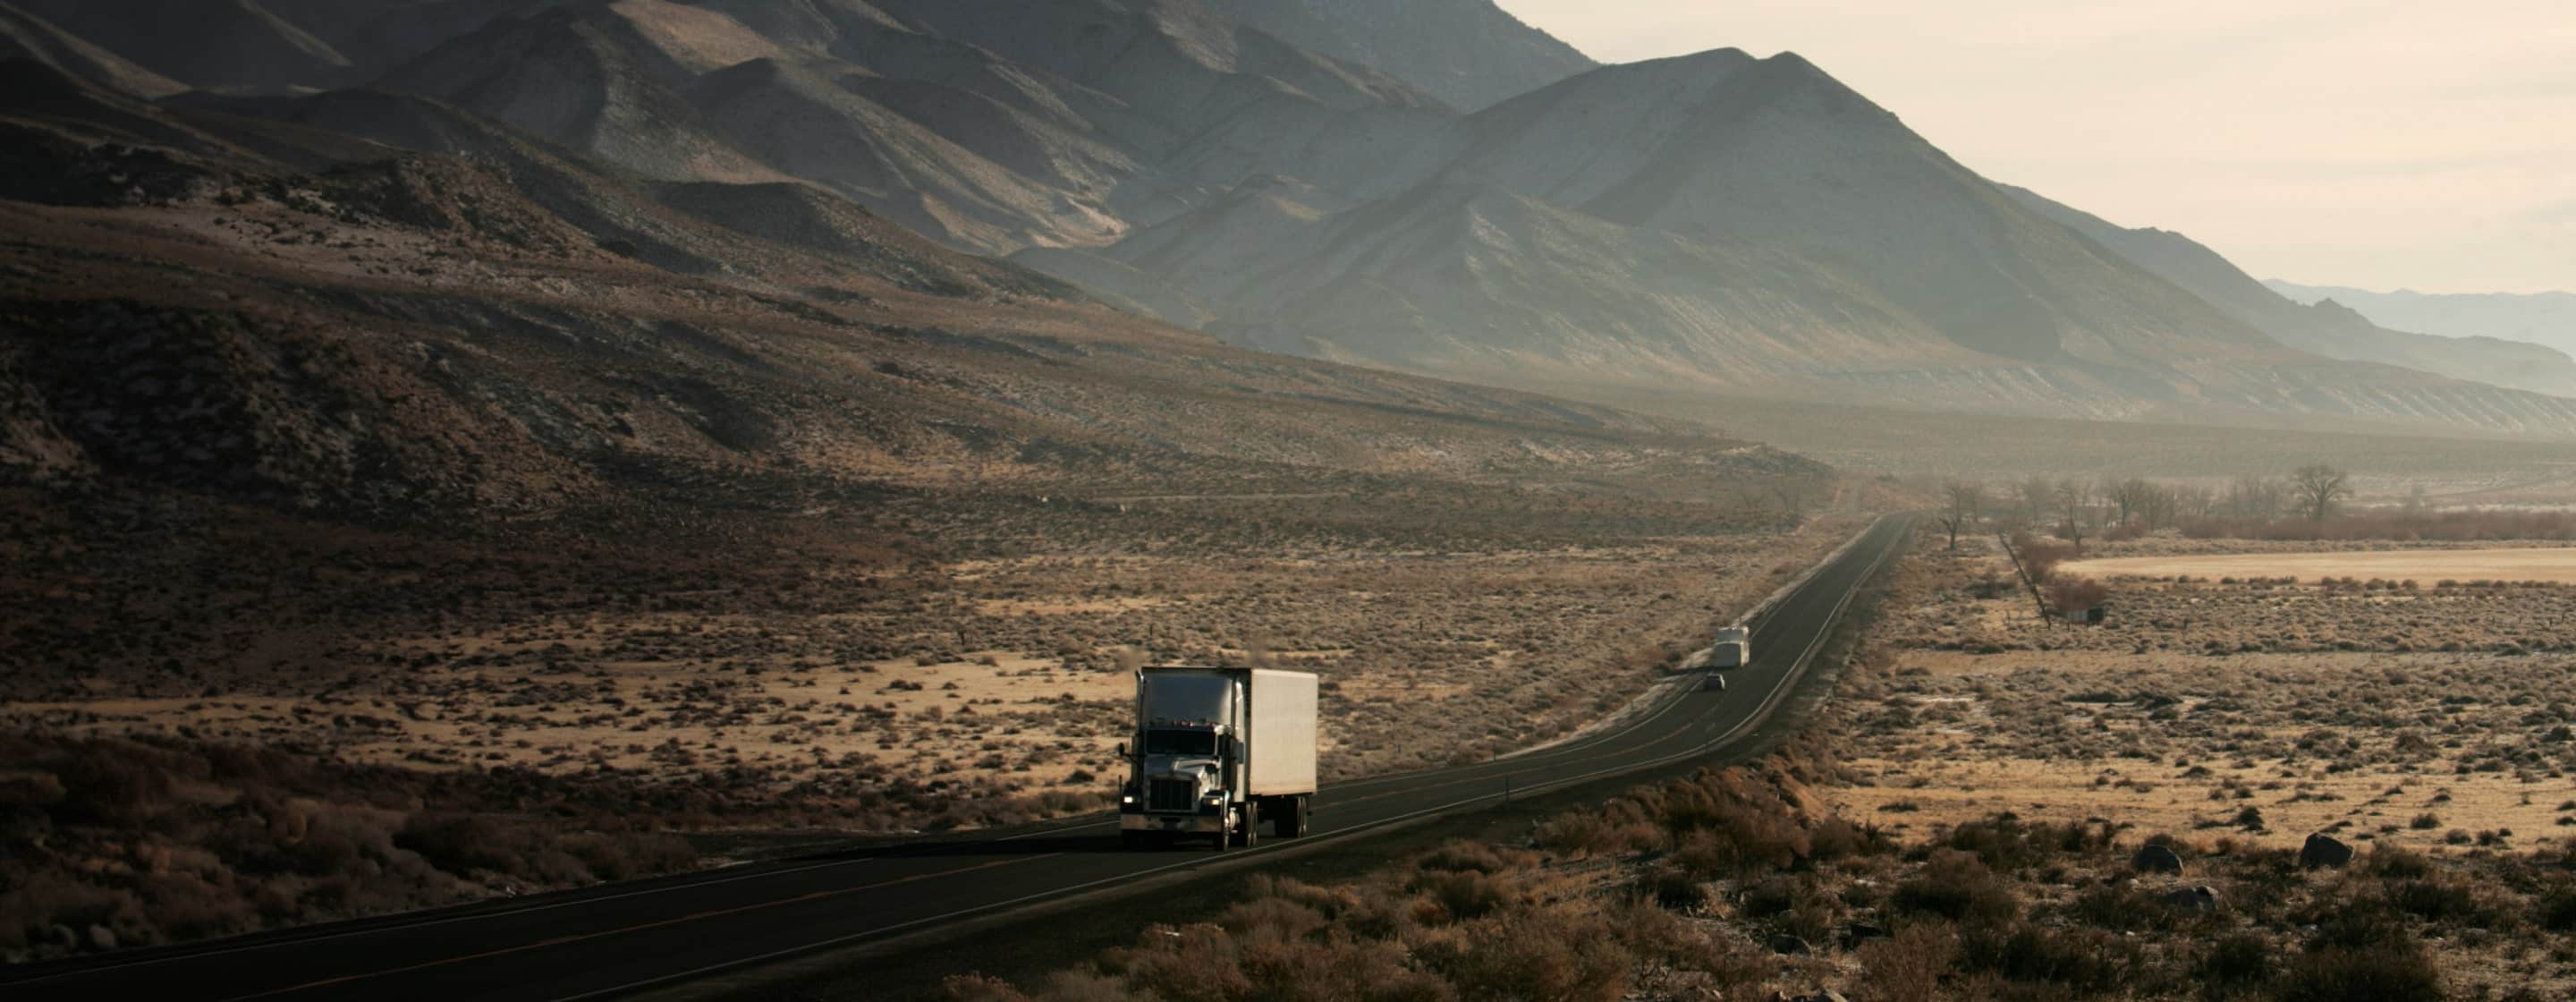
1118;667;1318;850
1708;626;1750;669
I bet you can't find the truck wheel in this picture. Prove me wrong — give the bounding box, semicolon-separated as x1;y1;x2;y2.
1239;820;1257;848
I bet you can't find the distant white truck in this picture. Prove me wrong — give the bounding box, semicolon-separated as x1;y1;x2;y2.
1708;626;1750;669
1118;667;1318;850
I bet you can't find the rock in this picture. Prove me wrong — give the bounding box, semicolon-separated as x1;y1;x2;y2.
1767;933;1811;955
1843;922;1890;948
2160;886;2219;913
2300;833;2355;869
2132;844;2185;874
87;923;117;951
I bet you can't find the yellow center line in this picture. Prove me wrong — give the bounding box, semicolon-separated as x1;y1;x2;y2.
225;853;1061;1001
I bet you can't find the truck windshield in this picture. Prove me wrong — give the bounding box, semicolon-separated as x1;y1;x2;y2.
1143;729;1216;756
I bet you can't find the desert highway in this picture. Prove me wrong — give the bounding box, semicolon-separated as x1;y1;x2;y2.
2;514;1918;1002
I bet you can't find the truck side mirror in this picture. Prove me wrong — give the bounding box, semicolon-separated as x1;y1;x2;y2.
1117;742;1129;759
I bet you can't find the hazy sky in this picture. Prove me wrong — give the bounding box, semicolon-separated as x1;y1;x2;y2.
1495;1;2573;293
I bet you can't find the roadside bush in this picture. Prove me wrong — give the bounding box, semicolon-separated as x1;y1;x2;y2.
2532;880;2576;931
560;831;696;883
2276;944;2443;1002
1413;911;1631;1002
2195;930;2271;989
1939;814;2108;871
1857;921;1958;1002
1409;869;1518;923
1893;851;2017;924
1634;865;1707;912
1963;920;2144;994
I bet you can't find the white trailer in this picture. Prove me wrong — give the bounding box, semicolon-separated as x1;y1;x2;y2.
1708;626;1750;669
1118;667;1318;849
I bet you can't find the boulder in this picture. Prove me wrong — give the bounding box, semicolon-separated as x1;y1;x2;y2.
86;923;116;951
2300;833;2355;870
2160;886;2219;913
2131;844;2184;874
1767;933;1811;955
1843;921;1890;948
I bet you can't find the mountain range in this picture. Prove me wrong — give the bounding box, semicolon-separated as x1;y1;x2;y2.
7;0;2575;439
4;55;1823;520
2266;280;2576;363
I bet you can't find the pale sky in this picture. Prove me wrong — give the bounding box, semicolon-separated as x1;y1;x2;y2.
1495;0;2574;293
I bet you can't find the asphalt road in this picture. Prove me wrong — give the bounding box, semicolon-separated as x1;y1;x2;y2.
2;514;1917;1002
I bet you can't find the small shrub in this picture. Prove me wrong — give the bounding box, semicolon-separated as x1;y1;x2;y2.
2276;944;2442;1002
1857;921;1958;1002
1893;851;2017;924
2197;930;2270;988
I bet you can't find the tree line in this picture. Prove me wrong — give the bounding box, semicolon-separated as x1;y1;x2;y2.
1935;464;2352;550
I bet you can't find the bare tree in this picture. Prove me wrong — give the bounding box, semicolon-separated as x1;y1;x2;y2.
1936;480;1984;550
2054;478;2092;546
2224;474;2284;520
2106;477;2153;529
2174;484;2215;523
2019;476;2053;529
2135;481;2177;531
2290;464;2351;522
1768;480;1809;517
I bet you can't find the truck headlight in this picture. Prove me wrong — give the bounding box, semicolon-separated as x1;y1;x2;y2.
1121;794;1136;805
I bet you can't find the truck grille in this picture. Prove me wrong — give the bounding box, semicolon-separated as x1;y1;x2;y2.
1148;777;1197;812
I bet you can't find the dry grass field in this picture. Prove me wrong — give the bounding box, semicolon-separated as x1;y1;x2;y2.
0;475;1861;963
965;539;2576;1002
1835;536;2576;851
2063;546;2576;583
1;485;1857;832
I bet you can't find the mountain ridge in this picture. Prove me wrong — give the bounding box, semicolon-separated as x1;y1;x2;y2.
9;0;2574;440
2266;280;2576;361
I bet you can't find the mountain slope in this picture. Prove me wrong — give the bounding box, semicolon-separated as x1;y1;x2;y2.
10;0;353;91
1206;0;1595;110
15;0;2571;438
3;60;1822;517
2267;281;2576;361
1021;49;2576;435
2008;186;2576;396
0;2;187;98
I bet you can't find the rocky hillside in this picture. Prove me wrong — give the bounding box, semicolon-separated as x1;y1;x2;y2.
1206;0;1595;110
1034;50;2576;433
0;61;1823;520
15;0;2576;438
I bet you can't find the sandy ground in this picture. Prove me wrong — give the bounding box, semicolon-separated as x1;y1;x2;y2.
1833;650;2576;853
1828;541;2576;856
2063;546;2576;583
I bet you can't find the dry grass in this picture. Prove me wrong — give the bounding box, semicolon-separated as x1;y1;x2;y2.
2062;546;2576;584
957;545;2576;1000
1843;537;2576;849
2;485;1852;831
0;732;695;964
